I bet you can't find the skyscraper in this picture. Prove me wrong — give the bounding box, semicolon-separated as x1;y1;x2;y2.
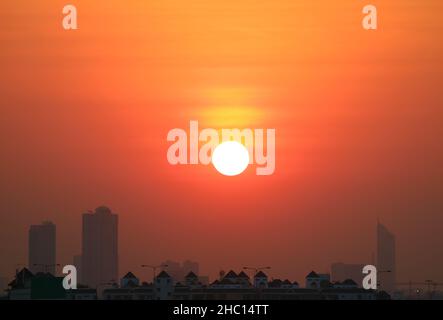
377;222;396;293
28;221;56;275
82;206;118;288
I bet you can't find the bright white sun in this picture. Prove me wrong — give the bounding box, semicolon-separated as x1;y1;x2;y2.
212;141;249;176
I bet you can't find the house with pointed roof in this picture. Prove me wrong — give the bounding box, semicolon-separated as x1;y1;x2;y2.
224;270;238;281
7;268;34;300
254;271;268;289
255;271;267;278
120;272;140;288
208;271;244;289
155;271;173;300
185;271;198;279
305;271;330;289
185;271;201;287
308;271;319;277
237;271;251;287
8;268;34;290
306;271;320;288
268;279;283;288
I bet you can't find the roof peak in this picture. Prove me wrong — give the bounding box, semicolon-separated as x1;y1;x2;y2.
224;270;238;278
156;270;171;278
185;271;198;278
254;271;268;278
306;271;319;278
123;272;137;279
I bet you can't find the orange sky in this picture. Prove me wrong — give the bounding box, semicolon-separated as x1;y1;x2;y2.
1;0;443;283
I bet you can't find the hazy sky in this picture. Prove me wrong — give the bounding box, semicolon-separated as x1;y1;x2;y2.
1;0;442;284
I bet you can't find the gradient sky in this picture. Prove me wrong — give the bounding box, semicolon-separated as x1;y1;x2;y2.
1;0;442;284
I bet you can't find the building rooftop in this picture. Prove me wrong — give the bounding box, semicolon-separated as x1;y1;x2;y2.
224;270;238;278
185;271;198;279
306;271;319;278
342;279;358;286
122;272;137;279
95;206;112;215
156;271;171;279
254;271;268;278
8;268;34;288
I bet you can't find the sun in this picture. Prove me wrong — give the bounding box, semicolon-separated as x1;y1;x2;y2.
211;141;249;176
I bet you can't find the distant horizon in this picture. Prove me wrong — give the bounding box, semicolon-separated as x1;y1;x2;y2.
0;208;421;288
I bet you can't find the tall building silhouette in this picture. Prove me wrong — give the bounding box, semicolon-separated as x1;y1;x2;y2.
377;222;396;293
82;206;118;288
28;221;56;275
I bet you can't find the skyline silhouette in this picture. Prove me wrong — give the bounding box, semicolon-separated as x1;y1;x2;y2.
1;205;442;300
2;205;441;299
